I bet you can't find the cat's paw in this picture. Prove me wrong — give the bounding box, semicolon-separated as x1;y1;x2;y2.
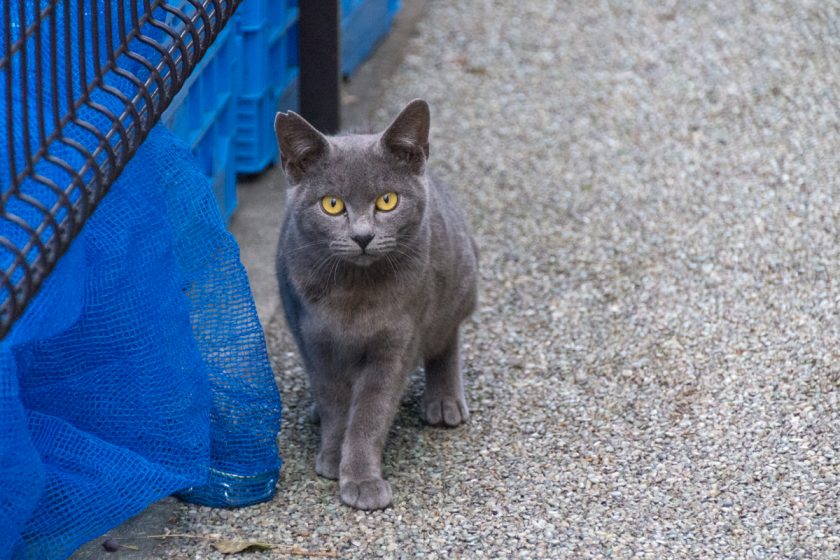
315;451;339;480
423;397;469;427
339;478;393;510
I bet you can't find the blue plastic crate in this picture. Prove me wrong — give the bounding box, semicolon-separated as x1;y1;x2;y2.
232;0;300;174
161;22;239;223
342;0;400;76
158;0;399;220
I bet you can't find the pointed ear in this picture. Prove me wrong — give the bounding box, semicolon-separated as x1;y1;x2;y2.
380;99;430;174
274;111;330;183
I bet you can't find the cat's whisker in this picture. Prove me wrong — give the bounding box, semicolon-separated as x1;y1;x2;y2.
283;239;329;256
384;255;398;278
390;246;424;268
329;256;342;288
380;253;419;288
308;254;340;286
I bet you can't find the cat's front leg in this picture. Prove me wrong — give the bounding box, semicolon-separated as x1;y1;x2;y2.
423;330;469;427
339;357;410;510
314;397;347;480
308;350;351;480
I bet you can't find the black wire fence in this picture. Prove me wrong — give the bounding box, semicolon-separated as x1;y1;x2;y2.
0;0;239;339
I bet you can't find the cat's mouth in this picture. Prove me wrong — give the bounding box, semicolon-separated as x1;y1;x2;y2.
347;253;378;267
331;244;385;267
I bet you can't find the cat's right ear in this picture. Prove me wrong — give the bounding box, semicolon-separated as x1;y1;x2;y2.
274;111;330;183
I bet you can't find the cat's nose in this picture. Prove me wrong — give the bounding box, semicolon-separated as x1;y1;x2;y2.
351;232;375;250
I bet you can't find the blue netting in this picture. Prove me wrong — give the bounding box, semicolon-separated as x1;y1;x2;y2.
0;3;282;559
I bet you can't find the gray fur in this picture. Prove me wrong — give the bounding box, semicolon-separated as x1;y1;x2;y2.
274;100;478;510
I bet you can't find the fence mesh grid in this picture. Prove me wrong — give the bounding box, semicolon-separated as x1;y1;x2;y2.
1;0;239;340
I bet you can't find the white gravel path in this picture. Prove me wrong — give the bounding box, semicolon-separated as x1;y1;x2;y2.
158;1;839;558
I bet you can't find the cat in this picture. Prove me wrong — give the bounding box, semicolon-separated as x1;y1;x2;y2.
274;99;478;510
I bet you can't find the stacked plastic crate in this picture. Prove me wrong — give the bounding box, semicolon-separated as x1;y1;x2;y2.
233;0;300;174
160;23;240;223
161;0;300;222
342;0;400;76
162;0;399;223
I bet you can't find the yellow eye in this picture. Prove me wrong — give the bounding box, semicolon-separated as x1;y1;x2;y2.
321;196;345;215
375;192;398;212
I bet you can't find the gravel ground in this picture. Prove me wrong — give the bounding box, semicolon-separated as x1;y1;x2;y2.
157;1;839;557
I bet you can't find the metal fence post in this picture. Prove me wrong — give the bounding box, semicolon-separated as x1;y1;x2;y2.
299;0;341;133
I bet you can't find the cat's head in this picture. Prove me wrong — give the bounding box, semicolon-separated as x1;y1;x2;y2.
274;99;431;268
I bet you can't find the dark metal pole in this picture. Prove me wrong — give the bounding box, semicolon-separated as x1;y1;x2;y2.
299;0;341;133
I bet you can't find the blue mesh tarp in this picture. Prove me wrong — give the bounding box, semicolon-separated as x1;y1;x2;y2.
0;126;283;557
0;122;283;558
0;3;282;559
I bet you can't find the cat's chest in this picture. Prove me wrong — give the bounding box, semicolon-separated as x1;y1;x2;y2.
305;284;422;345
327;287;401;324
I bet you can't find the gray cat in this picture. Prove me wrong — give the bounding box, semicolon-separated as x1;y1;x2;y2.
273;99;479;510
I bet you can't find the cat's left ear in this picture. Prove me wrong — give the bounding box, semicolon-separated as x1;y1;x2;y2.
380;99;430;174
